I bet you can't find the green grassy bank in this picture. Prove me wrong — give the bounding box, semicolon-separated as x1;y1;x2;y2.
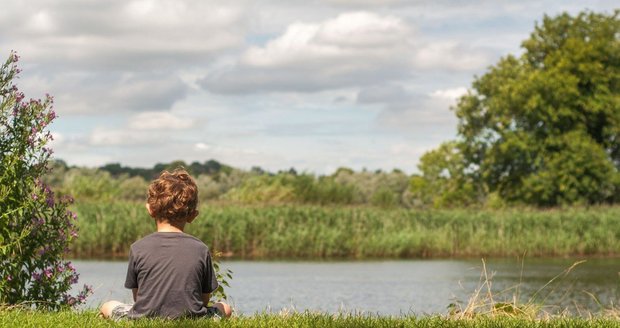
71;202;620;259
2;310;620;328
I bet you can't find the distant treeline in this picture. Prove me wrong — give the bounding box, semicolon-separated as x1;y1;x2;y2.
44;153;620;209
98;159;236;181
46;159;415;208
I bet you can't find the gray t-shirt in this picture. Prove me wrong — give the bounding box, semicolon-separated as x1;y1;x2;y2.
124;232;219;319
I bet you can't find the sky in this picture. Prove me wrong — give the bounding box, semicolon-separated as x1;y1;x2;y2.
1;1;617;174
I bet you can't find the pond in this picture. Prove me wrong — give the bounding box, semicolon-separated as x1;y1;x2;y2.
73;258;620;316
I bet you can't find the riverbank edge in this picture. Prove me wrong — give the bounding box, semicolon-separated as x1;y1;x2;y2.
2;310;620;328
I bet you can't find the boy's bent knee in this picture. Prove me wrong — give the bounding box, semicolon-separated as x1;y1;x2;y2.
213;302;232;318
100;300;123;318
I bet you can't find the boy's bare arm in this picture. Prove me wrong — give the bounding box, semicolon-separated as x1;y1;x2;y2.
202;293;211;306
132;288;138;302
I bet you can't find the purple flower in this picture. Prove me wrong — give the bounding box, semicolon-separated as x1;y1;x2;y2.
15;92;24;103
70;230;78;238
37;248;46;256
6;275;12;281
31;217;45;226
50;111;56;120
44;268;53;279
46;195;54;207
32;272;41;281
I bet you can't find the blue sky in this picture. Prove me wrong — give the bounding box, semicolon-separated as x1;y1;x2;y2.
1;0;617;173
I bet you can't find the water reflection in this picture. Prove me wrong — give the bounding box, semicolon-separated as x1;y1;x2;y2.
73;258;620;316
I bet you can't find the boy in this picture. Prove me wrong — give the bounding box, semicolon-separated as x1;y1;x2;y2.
100;168;231;320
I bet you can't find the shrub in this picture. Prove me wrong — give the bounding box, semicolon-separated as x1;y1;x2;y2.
0;52;91;309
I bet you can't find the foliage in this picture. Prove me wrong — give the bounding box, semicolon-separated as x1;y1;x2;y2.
196;170;409;207
46;160;415;208
420;10;620;206
411;142;481;208
450;259;587;320
0;52;91;309
70;202;620;259
99;159;233;181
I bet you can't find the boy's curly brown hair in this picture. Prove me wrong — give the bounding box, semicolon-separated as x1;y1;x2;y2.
147;168;198;223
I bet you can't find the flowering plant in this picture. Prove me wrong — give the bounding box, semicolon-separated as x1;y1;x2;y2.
0;52;92;309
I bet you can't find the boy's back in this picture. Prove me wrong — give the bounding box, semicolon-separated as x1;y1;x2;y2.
100;169;230;320
125;232;219;319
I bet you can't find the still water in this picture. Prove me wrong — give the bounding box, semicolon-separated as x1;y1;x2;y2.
74;258;620;315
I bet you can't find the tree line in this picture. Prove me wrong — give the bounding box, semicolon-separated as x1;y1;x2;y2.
46;160;414;208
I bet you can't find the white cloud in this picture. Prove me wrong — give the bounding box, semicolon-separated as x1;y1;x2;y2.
413;42;490;71
2;0;248;70
242;12;412;67
90;110;196;146
48;131;64;148
24;73;189;115
201;11;492;94
357;84;411;104
325;0;405;5
201;11;415;93
27;10;55;33
356;85;459;135
129;112;194;130
376;95;458;129
89;128;145;146
430;87;468;100
194;142;211;151
390;143;422;155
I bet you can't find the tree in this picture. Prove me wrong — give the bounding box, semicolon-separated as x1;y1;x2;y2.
411;142;481;208
0;52;91;308
426;10;620;206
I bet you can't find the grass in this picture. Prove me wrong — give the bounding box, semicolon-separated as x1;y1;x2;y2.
2;309;620;328
70;202;620;259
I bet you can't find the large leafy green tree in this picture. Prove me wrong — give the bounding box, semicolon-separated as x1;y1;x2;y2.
422;10;620;206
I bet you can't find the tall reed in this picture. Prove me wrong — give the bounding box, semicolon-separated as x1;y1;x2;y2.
70;203;620;259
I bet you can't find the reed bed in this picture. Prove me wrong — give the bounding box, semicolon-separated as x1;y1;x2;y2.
70;202;620;259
